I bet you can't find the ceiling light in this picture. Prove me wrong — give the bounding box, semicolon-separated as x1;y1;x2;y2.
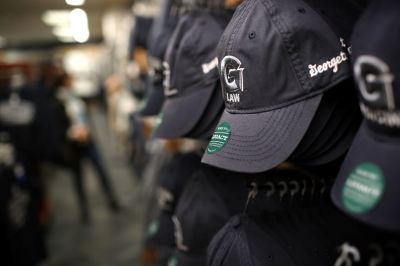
52;26;73;38
69;8;90;43
65;0;86;6
42;10;70;26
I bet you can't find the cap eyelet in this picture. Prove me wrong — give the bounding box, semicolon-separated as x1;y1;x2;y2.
248;31;256;39
298;7;306;14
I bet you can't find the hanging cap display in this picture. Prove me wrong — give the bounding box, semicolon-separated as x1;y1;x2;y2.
331;0;400;234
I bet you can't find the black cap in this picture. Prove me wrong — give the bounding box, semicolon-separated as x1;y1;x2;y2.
202;0;356;173
331;0;400;235
153;10;233;139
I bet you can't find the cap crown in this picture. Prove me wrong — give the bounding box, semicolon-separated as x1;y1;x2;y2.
218;0;353;113
164;11;230;98
174;173;229;252
351;0;400;131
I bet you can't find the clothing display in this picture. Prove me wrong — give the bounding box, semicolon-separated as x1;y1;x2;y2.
1;0;399;265
143;0;400;265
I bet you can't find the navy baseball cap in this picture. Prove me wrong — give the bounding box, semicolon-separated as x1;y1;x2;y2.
185;82;224;140
153;10;233;139
332;0;400;234
202;0;360;173
171;165;247;266
146;211;175;247
291;80;362;166
157;152;202;212
140;0;179;117
207;207;387;266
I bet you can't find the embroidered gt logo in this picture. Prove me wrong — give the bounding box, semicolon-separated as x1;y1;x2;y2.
220;56;244;92
163;61;178;97
354;55;395;110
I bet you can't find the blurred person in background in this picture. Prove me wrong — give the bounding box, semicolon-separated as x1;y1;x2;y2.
54;70;120;224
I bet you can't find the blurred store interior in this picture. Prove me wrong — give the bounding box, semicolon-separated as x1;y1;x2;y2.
0;0;167;265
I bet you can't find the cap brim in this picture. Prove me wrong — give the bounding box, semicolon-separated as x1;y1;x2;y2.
202;94;322;173
153;81;217;139
173;250;206;266
303;114;360;165
140;82;165;117
331;122;400;234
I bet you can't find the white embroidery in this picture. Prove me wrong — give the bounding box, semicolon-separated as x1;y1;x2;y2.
308;51;348;77
163;61;178;96
220;55;244;103
354;55;395;110
172;216;189;252
220;56;244;92
360;103;400;128
202;57;219;74
309;38;351;78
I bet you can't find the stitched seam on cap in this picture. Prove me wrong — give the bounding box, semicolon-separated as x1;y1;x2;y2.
214;103;304;160
226;0;253;54
259;0;312;93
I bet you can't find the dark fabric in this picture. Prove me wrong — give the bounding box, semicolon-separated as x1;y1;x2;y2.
173;165;246;263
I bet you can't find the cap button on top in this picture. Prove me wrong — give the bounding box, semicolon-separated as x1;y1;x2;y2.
298;7;306;14
231;216;242;228
248;31;256;39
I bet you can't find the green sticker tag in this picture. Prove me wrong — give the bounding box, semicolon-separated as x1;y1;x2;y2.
207;122;231;154
153;112;164;135
342;162;385;214
168;256;178;266
147;219;160;236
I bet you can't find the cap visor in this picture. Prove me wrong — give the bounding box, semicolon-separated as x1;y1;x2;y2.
331;121;400;234
202;94;322;173
153;81;216;139
186;84;224;139
140;82;165;117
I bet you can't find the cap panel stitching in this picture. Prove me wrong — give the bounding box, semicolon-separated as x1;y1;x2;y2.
259;0;312;93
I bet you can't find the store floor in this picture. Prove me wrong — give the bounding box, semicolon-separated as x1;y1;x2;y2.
40;104;144;266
